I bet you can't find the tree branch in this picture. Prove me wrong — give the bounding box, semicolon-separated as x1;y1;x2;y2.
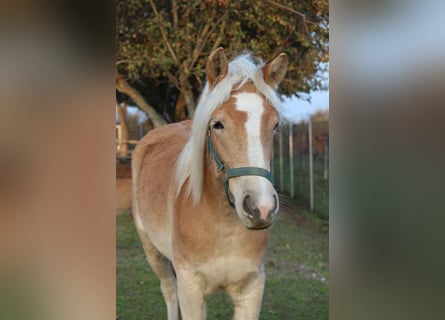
211;14;228;53
171;0;178;30
116;74;166;128
148;0;178;63
188;10;229;71
161;67;180;89
265;0;317;27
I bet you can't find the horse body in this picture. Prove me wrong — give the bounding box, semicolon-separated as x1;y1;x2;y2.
132;48;288;320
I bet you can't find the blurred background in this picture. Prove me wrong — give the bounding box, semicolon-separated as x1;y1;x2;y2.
2;0;445;319
0;1;115;319
331;0;445;319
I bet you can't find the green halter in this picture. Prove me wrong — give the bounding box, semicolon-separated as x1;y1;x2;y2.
207;129;274;208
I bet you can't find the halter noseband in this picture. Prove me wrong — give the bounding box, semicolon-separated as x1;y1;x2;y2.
207;129;274;208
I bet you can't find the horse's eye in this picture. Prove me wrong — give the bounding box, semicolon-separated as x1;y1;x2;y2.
274;122;279;131
213;121;224;129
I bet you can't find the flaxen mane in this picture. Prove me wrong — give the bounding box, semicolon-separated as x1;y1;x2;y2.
175;53;283;203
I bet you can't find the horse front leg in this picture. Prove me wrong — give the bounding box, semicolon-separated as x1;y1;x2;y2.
135;228;180;320
176;269;207;320
227;270;266;320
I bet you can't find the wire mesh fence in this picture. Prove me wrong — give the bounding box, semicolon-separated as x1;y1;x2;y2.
272;120;329;220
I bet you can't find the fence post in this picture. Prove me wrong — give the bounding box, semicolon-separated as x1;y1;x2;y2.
279;125;284;191
308;118;314;211
302;131;306;171
323;134;329;180
289;122;294;198
116;124;122;153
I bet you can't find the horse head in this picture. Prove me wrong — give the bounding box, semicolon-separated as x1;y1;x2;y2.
205;48;288;230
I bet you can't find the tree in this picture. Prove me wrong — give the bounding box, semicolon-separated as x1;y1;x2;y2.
116;102;129;157
116;74;167;127
116;0;328;121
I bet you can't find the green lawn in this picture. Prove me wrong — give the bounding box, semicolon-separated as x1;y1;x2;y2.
117;205;328;319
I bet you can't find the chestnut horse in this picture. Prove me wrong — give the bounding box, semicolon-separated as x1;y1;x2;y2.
132;48;288;320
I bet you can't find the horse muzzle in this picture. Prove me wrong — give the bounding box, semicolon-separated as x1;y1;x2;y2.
239;193;279;230
207;130;279;229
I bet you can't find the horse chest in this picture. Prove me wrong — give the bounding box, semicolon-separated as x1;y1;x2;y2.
175;218;268;261
194;252;264;296
174;228;268;291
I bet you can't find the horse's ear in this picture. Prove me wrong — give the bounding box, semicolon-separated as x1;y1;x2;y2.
263;53;288;89
206;47;228;87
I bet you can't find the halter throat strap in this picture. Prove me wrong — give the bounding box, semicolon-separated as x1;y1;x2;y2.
207;129;274;208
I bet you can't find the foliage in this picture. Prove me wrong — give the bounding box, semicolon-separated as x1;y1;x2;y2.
116;0;329;119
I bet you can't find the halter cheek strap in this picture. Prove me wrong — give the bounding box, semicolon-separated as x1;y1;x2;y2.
207;129;275;208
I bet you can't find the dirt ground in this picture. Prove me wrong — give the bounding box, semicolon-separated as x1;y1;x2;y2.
116;163;132;214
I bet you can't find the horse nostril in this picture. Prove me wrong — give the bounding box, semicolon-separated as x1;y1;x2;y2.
243;195;255;216
263;194;279;220
243;193;278;222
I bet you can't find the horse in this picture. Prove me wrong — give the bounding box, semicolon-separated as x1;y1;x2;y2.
131;48;288;320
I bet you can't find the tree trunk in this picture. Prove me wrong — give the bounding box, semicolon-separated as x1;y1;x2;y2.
175;92;187;121
116;74;166;128
116;102;129;157
183;88;195;119
179;76;195;119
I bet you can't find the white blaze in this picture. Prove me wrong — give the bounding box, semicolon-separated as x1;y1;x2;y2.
233;92;278;220
235;92;266;168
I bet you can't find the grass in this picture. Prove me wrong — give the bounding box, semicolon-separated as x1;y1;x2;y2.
117;205;328;319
